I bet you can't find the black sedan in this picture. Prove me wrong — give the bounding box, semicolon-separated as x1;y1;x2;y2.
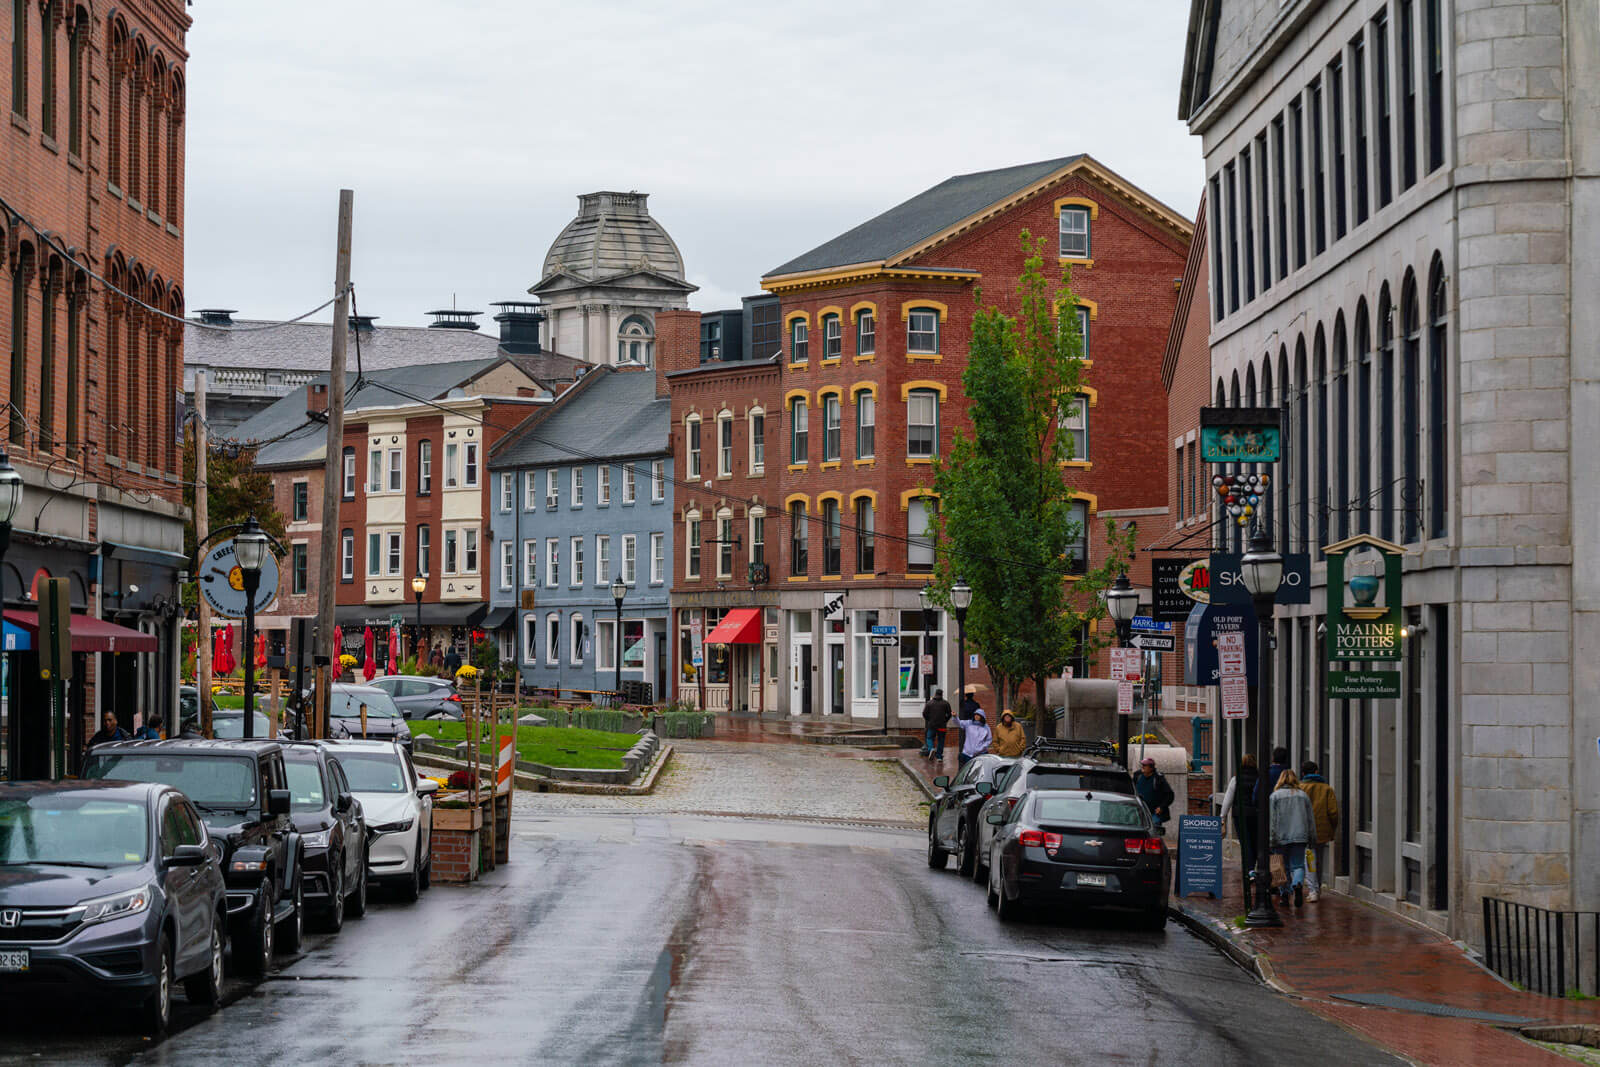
281;743;368;933
328;685;413;752
0;780;228;1033
926;754;1014;875
972;744;1134;885
986;788;1169;929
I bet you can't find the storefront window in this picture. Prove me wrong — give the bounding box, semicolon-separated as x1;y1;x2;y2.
852;610;879;700
897;609;944;699
623;620;646;670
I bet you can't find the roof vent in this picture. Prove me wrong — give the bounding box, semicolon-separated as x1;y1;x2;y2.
490;301;545;354
349;314;379;333
194;308;236;326
426;309;482;331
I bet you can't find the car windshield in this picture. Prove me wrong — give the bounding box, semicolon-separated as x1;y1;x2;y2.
1034;795;1146;829
337;751;408;793
84;754;257;809
1027;769;1129;792
330;690;403;720
0;795;149;866
283;759;327;812
211;711;275;738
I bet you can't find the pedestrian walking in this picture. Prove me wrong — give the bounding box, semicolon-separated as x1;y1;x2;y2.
133;714;164;741
920;688;952;759
989;709;1027;757
84;711;130;763
444;645;462;676
959;691;978;721
1133;756;1176;832
1298;761;1340;902
954;709;992;768
1219;753;1260;901
1256;746;1290;808
1269;768;1316;908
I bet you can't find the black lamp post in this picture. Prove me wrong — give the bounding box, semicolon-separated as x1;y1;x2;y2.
611;575;626;704
1240;529;1285;929
950;577;972;720
412;573;426;661
235;515;269;740
0;452;22;746
1102;572;1138;766
918;583;934;701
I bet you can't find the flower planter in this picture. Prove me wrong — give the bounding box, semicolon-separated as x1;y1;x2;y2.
433;806;482;832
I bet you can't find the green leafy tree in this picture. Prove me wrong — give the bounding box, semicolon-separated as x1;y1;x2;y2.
932;233;1135;734
181;439;287;606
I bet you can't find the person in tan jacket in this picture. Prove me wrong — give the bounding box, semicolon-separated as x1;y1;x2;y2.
988;710;1027;757
1298;761;1340;902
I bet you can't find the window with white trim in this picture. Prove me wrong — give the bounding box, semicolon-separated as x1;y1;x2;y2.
1062;393;1089;461
569;612;584;665
500;473;514;512
525;470;538;510
623;533;638;584
750;510;765;566
598;465;611;505
750;410;765;473
368;450;383;493
417;525;430;577
686;417;702;479
822;394;840;461
907;309;939;354
717;511;734;578
570;535;584;585
907;497;937;572
623;464;637;504
341;529;354;581
444;530;458;574
1059;206;1091;258
651;460;664;501
386;531;402;575
546;612;560;665
545;468;559;508
790;320;808;363
571;467;584;508
650;532;664;584
822;314;841;359
500;541;515;589
523;539;537;586
1076;306;1091;360
523;614;537;664
463;528;478;574
718;413;733;476
685;518;700;579
418;440;432;494
596;535;611;583
857;310;875;355
790;502;808;575
387;449;402;492
444;443;459;488
342;449;356;499
596;619;616;671
856;391;875;458
367;532;381;576
790;398;808;464
907;389;939;458
545;538;559;587
463;442;479;487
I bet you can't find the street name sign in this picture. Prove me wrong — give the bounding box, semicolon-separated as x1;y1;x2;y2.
1178;815;1224;898
1130;616;1172;634
871;625;898;636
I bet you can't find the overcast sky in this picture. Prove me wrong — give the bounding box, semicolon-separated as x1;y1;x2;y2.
184;1;1202;326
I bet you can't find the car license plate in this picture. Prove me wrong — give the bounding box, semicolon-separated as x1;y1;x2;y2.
0;949;28;973
1074;873;1107;888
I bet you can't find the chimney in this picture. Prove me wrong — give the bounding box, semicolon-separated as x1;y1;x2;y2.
426;309;482;331
490;301;545;354
194;308;236;326
349;314;378;333
654;309;702;398
306;381;328;413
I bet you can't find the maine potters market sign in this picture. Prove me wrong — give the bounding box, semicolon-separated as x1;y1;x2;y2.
1323;533;1404;698
1199;406;1282;463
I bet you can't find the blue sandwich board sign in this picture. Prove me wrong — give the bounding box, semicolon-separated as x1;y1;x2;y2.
1178;815;1223;898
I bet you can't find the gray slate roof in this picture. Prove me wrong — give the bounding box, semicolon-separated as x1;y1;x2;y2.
231;357;520;468
490;367;667;469
766;155;1085;278
185;319;501;373
539;191;687;285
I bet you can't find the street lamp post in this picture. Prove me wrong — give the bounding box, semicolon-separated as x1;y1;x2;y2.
611;576;626;705
918;584;934;702
1240;529;1285;929
412;574;426;661
950;577;972;723
0;453;22;751
1103;572;1138;766
234;515;269;740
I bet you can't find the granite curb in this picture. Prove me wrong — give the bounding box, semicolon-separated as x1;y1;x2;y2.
413;741;674;796
1168;898;1294;995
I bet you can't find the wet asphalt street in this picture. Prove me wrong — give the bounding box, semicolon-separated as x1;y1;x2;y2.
0;748;1401;1065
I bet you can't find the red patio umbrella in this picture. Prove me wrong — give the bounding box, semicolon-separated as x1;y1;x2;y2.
362;626;377;682
255;631;267;669
334;626;344;663
387;627;398;675
216;625;236;675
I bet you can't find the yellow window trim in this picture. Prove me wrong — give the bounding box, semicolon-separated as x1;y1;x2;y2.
900;299;949;322
788;361;809;372
786;463;808;473
785;310;811;327
900;379;948;401
1077;297;1099;321
818;305;844;321
907;353;943;363
820;574;842;582
821;357;841;367
853;354;876;363
852;573;876;581
905;457;934;467
1058;257;1095;270
819;460;841;471
1059;460;1093;470
816;490;843;505
786;575;809;583
849;381;877;398
784;493;810;509
783;388;811;406
850;300;877;320
852;458;876;468
1070;489;1099;512
816;386;842;400
849;489;878;506
1053;196;1100;220
899;488;940;511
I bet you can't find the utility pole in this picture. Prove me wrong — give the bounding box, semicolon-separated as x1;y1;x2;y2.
195;370;213;738
312;189;354;740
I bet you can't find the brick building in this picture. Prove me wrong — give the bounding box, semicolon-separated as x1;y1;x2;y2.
760;155;1191;721
2;0;192;776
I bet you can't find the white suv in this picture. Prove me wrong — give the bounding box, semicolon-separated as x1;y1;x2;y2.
330;739;437;901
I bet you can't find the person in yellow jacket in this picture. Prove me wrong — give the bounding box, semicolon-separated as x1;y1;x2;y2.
1298;761;1340;902
988;710;1027;757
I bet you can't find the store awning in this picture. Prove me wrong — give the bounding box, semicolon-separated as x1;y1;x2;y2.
334;603;487;629
2;610;158;653
705;608;763;645
480;606;514;630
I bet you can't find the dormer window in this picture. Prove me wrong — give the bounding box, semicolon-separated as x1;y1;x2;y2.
617;315;654;364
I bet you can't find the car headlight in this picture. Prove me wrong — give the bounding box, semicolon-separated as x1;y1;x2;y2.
302;828;332;848
369;818;414;835
80;884;156;926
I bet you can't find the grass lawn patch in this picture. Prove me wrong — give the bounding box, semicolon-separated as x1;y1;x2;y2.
407;721;639;770
210;692;246;709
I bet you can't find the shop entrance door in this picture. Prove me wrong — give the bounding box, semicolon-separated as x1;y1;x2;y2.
828;644;845;715
791;641;813;716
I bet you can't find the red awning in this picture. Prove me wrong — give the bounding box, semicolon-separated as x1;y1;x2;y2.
2;610;159;653
704;608;763;645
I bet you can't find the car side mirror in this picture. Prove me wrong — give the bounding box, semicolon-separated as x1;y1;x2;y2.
336;791;354;813
267;789;292;816
416;779;439;797
986;812;1005;825
975;782;994;797
933;776;950;789
165;843;208;868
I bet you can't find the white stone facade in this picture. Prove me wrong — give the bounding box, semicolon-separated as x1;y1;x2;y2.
1179;0;1595;945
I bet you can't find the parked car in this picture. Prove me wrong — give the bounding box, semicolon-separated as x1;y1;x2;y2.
82;740;306;978
328;685;413;752
178;707;286;740
281;743;368;933
364;675;463;720
327;740;436;902
0;780;228;1033
986;788;1170;929
926;754;1015;872
970;739;1132;884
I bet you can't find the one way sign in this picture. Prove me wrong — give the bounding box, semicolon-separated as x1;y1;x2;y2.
1131;634;1175;652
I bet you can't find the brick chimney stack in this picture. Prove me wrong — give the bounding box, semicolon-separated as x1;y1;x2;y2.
306;382;329;414
654;309;702;398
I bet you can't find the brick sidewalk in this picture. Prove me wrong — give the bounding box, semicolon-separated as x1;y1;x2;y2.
1173;876;1600;1065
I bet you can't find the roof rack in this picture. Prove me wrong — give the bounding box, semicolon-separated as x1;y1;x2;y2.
1023;737;1118;762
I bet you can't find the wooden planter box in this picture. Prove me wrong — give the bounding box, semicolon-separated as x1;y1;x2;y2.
433;806;482;832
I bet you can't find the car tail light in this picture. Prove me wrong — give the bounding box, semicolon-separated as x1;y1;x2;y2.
1144;837;1165;853
447;694;462;703
1042;832;1062;855
1019;830;1046;848
1125;839;1144;854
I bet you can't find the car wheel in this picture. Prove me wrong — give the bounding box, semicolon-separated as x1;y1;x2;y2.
277;873;304;954
320;858;345;933
347;852;368;918
926;826;948;870
1144;902;1169;932
183;922;224;1009
995;873;1019;923
419;834;432;891
398;835;421;902
235;886;273;980
971;840;989;885
956;822;977;878
986;859;1000;910
138;931;173;1034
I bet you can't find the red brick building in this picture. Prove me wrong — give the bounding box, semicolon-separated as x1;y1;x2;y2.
658;309;782;711
2;0;191;774
760;155;1191;720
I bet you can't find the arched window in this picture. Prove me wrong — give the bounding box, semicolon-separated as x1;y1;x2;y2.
1427;257;1449;539
166;288;183;473
1215;379;1226;406
1294;338;1309;554
38;258;61;452
617;314;653;364
145;277;163;468
1334;313;1351;540
67;7;87;156
128;42;146;202
166;73;184;225
107;19;126;184
40;1;57;138
1245;363;1257;406
1377;285;1395;541
105;260;125;453
1314;326;1329;547
65;270;84;456
9;242;35;445
11;0;28;118
126;266;145;458
147;56;164;213
1401;272;1421;543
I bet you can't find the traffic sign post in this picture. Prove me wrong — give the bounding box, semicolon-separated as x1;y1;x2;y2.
870;635;899;647
1220;675;1249;719
1116;680;1135;716
1109;647;1140;682
1131;634;1175;652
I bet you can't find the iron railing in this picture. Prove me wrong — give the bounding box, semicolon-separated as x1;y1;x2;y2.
1482;897;1600;997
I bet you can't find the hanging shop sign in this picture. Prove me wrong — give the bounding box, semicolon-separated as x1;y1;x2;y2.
198;539;280;621
1183;601;1258;686
1198;406;1283;463
1323;534;1405;696
1176;558;1211;605
1154;558;1202;620
1208;552;1312;606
